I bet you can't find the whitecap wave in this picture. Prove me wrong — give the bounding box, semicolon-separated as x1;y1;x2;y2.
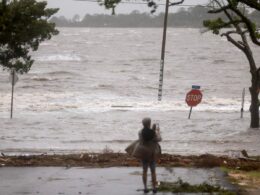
0;92;251;113
46;71;78;76
40;42;58;47
35;54;81;62
62;33;80;36
31;76;53;81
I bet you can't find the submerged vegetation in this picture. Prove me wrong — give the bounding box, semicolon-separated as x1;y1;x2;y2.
221;167;260;190
158;179;236;194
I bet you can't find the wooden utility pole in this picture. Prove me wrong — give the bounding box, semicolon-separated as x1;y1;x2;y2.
10;70;15;119
9;69;18;119
158;0;184;101
158;0;169;101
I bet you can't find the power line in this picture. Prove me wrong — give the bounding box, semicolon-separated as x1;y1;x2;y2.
75;0;253;10
75;0;211;8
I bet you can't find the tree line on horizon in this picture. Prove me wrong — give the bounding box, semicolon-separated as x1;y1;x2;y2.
50;6;260;28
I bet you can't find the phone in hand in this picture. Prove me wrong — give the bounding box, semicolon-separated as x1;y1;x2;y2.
156;123;160;131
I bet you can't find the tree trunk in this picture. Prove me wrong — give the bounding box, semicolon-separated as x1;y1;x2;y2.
246;50;259;128
250;84;259;128
210;0;259;128
240;49;259;128
242;35;259;128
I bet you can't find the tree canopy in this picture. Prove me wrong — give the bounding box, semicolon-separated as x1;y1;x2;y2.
98;0;159;14
204;0;260;128
0;0;59;74
204;0;260;46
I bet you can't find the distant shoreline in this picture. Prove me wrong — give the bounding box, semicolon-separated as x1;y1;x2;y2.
54;26;202;28
50;7;260;29
50;25;205;29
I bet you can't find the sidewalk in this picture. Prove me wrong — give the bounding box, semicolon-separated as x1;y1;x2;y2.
0;167;236;195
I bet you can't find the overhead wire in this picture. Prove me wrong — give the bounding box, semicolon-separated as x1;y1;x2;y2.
74;0;212;8
74;0;254;11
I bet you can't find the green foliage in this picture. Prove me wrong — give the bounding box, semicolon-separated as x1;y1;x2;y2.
158;178;236;194
98;0;158;14
98;0;121;8
204;18;227;35
0;0;59;74
205;0;260;46
248;171;260;178
97;0;121;15
230;0;239;7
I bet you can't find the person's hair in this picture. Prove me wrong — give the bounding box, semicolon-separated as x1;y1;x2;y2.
142;117;151;128
142;117;155;142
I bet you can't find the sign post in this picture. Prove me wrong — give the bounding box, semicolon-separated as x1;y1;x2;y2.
185;86;203;119
9;69;19;119
188;107;193;119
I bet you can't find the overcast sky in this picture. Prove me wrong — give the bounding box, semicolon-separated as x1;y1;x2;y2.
45;0;210;19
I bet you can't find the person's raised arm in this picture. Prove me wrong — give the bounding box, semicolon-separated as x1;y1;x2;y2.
154;125;162;142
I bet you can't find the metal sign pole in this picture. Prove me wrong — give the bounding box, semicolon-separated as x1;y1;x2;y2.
188;107;193;119
158;0;169;101
10;70;15;119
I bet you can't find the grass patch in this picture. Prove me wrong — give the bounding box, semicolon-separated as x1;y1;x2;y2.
247;171;260;179
220;167;260;189
252;156;260;161
158;178;235;194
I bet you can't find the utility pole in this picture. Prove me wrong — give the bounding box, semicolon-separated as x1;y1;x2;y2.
158;0;169;101
10;70;15;119
9;69;18;119
157;0;184;101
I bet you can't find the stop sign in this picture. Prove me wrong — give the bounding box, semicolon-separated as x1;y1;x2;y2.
186;89;203;107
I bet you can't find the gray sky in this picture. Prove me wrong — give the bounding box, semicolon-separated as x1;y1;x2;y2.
45;0;210;19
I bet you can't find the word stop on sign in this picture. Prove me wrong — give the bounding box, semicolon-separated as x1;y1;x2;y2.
185;89;203;107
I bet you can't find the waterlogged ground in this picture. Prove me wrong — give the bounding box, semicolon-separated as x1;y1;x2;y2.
1;110;260;156
0;28;260;155
0;167;237;195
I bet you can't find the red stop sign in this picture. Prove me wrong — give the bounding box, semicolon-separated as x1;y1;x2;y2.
186;89;203;107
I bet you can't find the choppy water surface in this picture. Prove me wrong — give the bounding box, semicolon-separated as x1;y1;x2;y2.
0;28;260;155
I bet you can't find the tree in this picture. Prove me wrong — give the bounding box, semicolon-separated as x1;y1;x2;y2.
98;0;259;44
0;0;59;74
98;0;159;14
98;0;121;15
204;0;260;128
72;14;80;23
207;0;260;46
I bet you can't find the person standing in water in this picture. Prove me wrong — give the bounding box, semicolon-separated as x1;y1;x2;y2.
138;117;162;193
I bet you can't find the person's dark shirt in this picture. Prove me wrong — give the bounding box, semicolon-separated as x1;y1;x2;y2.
141;127;155;142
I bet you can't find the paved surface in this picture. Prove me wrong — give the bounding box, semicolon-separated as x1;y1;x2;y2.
0;167;236;195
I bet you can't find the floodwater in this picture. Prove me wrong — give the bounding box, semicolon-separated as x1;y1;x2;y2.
0;28;260;155
0;167;237;195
